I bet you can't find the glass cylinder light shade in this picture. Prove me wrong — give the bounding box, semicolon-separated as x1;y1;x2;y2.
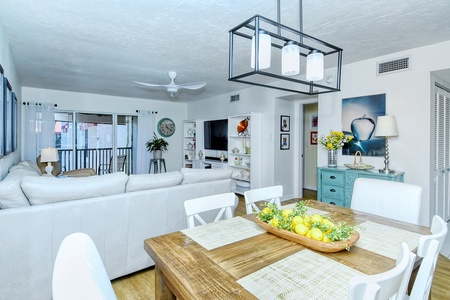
251;30;271;70
281;41;300;76
306;50;324;81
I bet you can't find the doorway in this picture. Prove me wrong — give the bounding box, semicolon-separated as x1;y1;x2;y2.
303;103;318;192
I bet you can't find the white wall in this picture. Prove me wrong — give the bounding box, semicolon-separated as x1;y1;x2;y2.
319;40;450;226
0;21;21;179
21;87;188;172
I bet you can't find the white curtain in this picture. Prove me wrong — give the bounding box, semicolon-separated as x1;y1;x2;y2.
23;102;55;161
136;111;156;174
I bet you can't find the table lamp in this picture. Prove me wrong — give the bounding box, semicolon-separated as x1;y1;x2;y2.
41;148;58;175
374;115;399;174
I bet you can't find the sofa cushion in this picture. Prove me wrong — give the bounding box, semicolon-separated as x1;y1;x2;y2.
180;168;232;184
9;161;41;175
0;169;40;209
126;171;183;192
21;172;129;205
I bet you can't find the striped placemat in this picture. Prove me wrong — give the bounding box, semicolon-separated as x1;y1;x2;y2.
181;216;265;250
356;221;421;260
237;249;363;300
281;203;329;216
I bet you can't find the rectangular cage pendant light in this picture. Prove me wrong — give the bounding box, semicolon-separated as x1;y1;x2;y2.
228;12;343;95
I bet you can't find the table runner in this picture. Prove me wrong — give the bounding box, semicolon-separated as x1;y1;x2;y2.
356;221;422;260
281;203;329;216
181;216;265;250
237;249;363;300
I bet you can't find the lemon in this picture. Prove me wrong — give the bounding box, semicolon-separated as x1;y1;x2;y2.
310;213;323;223
322;235;331;243
294;223;309;236
310;228;324;241
306;230;311;238
261;207;272;215
322;218;335;234
303;215;311;227
269;217;279;228
281;209;293;219
291;216;304;226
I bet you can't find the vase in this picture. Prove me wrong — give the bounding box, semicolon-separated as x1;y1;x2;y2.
328;149;337;168
153;150;162;160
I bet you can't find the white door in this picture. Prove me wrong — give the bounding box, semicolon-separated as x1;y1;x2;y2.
431;83;450;222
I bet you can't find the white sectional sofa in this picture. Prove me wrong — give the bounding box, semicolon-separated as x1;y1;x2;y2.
0;161;235;300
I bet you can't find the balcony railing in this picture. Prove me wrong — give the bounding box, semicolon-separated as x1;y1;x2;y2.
58;147;133;175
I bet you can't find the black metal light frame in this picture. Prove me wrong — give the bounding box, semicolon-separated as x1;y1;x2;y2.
228;14;343;95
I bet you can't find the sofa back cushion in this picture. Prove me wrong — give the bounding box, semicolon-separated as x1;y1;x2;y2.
0;168;40;209
126;171;183;192
21;172;129;205
180;168;232;184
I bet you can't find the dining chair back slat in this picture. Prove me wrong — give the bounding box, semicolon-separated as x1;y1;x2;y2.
244;185;283;215
417;215;448;257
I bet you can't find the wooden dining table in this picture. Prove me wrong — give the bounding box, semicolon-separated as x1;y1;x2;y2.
144;201;430;300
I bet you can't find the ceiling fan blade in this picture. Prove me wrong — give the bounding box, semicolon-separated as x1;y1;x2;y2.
133;81;167;88
177;82;207;90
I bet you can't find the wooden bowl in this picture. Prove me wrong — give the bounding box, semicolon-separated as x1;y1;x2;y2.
255;218;359;253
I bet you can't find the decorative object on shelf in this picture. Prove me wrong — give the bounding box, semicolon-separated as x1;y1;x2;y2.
319;130;352;167
245;146;251;154
240;169;250;179
187;142;194;150
374;115;399;174
157;118;176;137
146;132;169;160
40;147;58;175
344;151;374;170
237;117;250;136
187;127;194;137
198;150;203;159
220;152;226;162
280;115;290;132
232;147;240;154
228;0;342;95
189;151;195;159
234;157;242;165
280;133;290;150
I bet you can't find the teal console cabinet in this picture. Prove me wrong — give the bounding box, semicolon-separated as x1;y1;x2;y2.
317;167;405;208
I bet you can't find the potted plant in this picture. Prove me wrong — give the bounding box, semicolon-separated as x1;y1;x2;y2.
146;132;169;159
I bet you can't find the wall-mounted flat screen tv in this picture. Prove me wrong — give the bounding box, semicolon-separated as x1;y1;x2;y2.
204;119;228;151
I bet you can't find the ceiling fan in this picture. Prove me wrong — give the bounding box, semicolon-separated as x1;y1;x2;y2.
134;71;206;97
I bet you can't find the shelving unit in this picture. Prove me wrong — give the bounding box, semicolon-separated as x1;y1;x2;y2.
228;113;262;195
182;119;204;168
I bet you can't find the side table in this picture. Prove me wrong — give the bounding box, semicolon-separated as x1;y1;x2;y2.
149;158;167;173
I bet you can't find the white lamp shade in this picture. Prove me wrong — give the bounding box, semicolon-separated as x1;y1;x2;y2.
251;30;271;70
41;148;58;162
375;115;399;137
306;50;324;81
282;41;300;76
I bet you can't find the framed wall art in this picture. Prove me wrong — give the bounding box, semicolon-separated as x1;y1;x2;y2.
280;115;290;132
280;133;290;150
310;131;318;145
0;64;4;157
310;114;318;129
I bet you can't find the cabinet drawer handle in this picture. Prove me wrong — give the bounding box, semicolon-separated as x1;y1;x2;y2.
330;202;336;205
330;189;336;193
330;176;336;179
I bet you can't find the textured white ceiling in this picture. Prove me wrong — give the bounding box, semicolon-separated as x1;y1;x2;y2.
1;0;450;102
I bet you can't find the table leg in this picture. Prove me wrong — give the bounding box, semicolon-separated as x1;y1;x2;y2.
155;265;176;300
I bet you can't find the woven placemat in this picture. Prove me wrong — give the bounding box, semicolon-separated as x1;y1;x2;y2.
281;203;329;216
181;217;265;250
237;249;363;299
356;221;421;260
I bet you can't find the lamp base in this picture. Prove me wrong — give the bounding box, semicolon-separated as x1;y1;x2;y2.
379;168;396;174
45;162;54;175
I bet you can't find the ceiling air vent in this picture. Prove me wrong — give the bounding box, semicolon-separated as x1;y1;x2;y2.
230;94;240;102
377;56;411;76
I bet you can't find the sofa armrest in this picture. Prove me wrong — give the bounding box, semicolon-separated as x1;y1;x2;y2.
62;168;96;177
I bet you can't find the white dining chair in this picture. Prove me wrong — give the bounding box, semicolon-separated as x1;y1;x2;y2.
349;242;416;300
351;178;423;225
417;215;448;257
52;232;117;300
405;239;440;300
184;192;236;228
244;185;283;214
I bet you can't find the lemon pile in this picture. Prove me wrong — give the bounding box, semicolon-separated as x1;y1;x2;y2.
257;201;354;243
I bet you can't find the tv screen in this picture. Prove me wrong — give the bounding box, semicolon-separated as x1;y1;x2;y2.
204;119;228;151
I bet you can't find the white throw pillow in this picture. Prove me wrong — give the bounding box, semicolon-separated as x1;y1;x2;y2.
21;172;129;205
126;171;183;192
0;169;39;209
180;168;232;184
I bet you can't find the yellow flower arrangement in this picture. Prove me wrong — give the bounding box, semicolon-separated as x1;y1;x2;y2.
319;130;352;150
